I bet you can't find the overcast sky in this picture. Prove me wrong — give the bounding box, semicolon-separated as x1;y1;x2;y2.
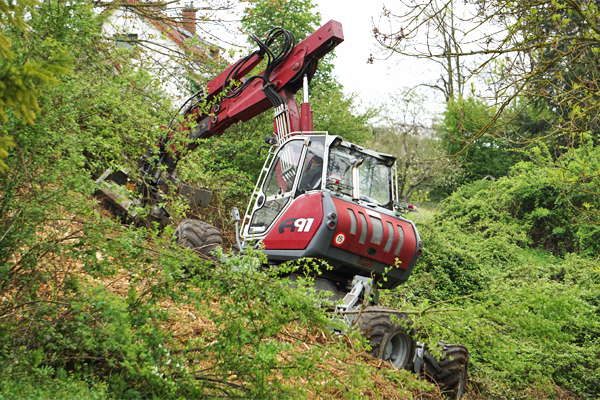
314;1;442;111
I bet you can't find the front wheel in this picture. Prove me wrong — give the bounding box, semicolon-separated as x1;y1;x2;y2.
355;306;416;370
174;219;222;259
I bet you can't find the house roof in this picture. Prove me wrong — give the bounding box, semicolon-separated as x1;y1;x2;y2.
106;1;219;56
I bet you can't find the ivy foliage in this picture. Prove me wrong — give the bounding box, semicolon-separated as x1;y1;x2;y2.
400;247;600;399
382;145;600;398
434;144;600;256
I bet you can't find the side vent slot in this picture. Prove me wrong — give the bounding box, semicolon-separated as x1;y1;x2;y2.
358;212;368;244
394;225;405;255
348;208;357;235
369;216;383;245
384;221;394;252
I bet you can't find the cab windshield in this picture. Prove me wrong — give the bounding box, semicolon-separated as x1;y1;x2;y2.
326;145;392;208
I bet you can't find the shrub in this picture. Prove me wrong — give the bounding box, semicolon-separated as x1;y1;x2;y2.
382;151;600;398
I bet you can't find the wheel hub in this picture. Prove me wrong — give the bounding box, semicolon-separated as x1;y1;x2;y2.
384;332;410;368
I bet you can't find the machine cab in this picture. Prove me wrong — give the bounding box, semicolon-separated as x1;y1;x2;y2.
238;133;421;289
242;134;396;239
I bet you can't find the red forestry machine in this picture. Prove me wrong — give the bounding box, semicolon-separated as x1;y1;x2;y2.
97;20;469;398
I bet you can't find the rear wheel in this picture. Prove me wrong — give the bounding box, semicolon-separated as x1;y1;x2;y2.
422;344;469;399
355;306;416;369
174;219;222;259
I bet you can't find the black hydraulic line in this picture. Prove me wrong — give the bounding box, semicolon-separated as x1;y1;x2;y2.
166;88;205;130
290;57;317;85
223;27;296;109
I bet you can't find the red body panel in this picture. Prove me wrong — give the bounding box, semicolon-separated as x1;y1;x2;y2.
330;198;416;270
262;194;324;250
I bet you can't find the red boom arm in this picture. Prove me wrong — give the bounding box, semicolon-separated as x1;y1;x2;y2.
166;20;343;162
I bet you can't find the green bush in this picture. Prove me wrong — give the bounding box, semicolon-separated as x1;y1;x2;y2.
436;145;600;256
0;367;109;400
382;150;600;398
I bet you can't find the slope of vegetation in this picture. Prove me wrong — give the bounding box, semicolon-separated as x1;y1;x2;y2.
0;1;436;399
2;0;600;399
384;159;600;398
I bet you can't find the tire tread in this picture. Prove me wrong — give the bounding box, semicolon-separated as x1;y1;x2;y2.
175;219;222;258
422;344;469;400
355;306;416;370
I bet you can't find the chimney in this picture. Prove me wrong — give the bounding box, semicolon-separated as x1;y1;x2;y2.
182;2;196;35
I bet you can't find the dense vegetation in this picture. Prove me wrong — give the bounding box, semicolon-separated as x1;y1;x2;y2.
2;0;600;399
0;1;424;398
388;167;600;398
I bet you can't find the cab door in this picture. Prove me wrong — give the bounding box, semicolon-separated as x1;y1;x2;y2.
244;138;307;237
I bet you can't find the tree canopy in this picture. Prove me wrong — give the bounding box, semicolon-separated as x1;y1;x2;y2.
377;0;600;147
0;0;71;171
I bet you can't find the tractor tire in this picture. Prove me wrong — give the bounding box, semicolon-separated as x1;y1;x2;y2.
355;306;416;370
422;344;469;400
174;219;222;259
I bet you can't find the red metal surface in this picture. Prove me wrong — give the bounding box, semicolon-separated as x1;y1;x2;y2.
300;102;313;131
330;197;417;270
262;193;324;250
